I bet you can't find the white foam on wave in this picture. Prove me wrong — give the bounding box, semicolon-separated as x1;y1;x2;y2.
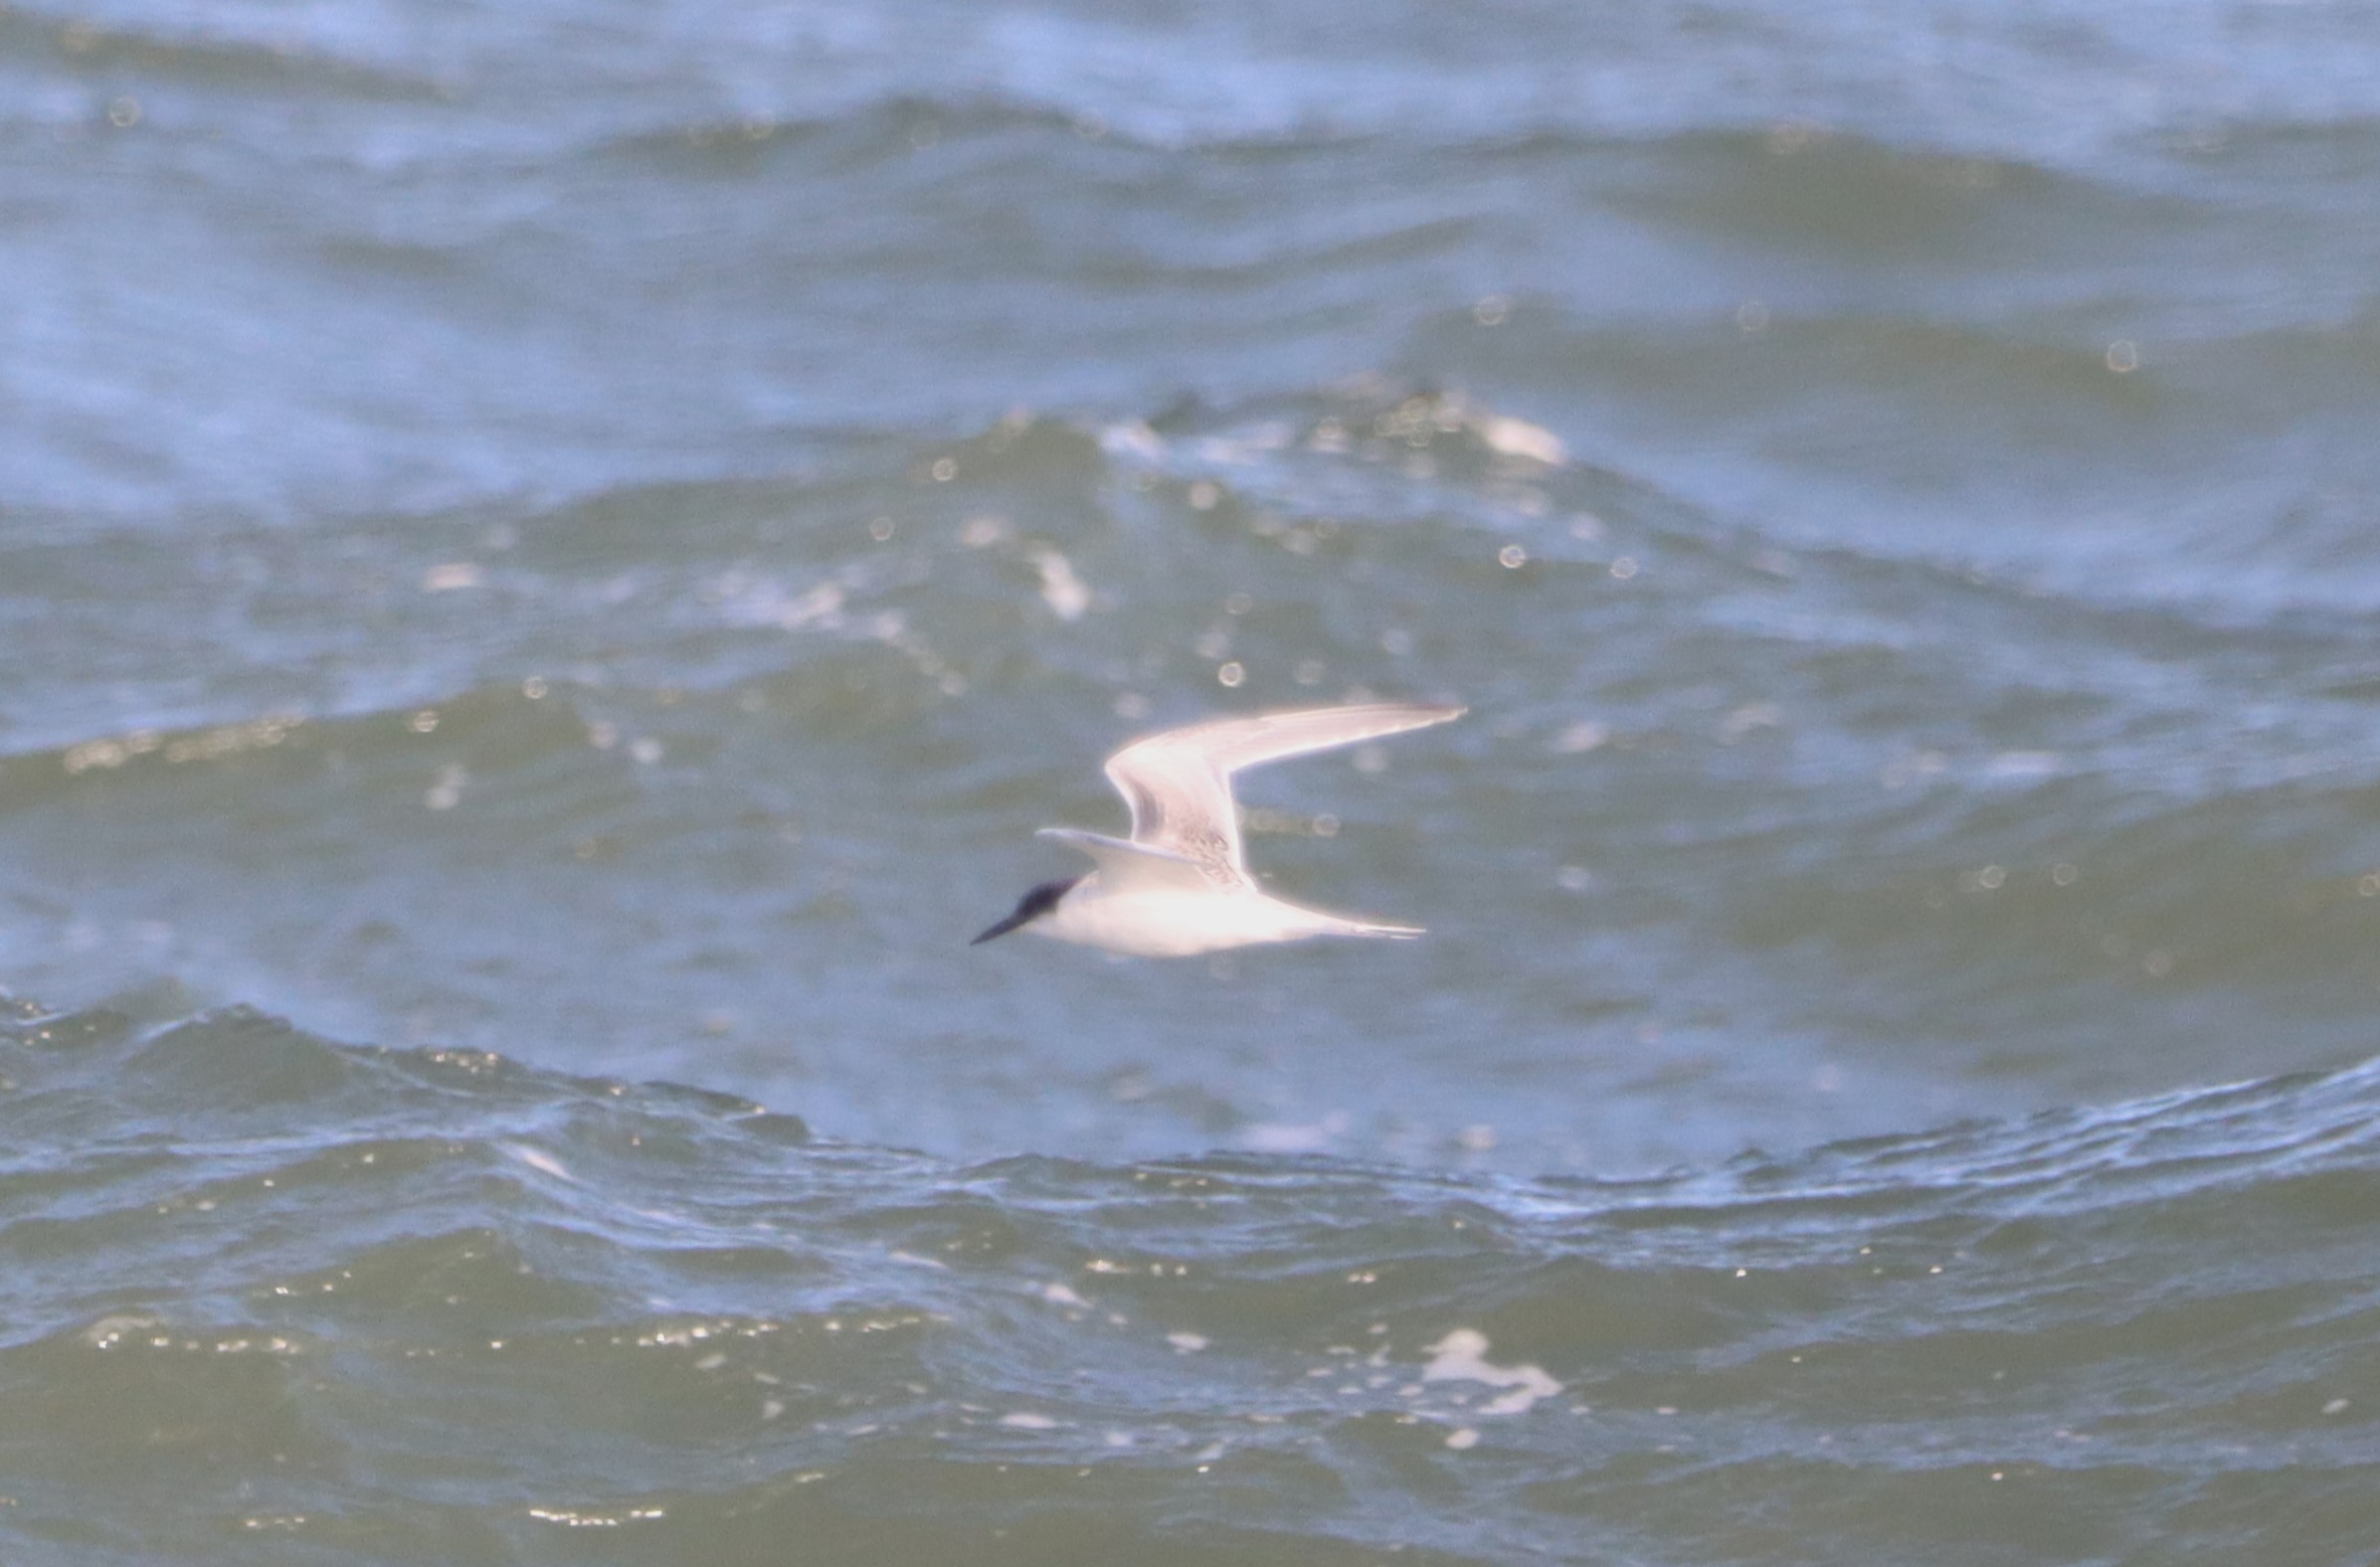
1477;416;1565;466
1029;546;1091;621
1420;1328;1561;1417
505;1143;572;1182
999;1410;1060;1429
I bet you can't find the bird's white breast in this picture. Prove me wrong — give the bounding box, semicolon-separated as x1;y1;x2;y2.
1033;881;1343;958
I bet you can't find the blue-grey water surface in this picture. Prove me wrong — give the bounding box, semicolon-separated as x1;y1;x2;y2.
4;0;2379;1561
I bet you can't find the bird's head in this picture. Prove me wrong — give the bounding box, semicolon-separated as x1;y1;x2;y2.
970;875;1082;947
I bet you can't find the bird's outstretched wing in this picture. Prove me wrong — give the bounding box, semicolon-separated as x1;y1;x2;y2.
1034;828;1214;892
1101;702;1464;882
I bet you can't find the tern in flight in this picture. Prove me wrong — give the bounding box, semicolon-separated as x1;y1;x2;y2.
972;702;1464;958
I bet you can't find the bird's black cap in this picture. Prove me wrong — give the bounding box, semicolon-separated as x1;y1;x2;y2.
971;876;1081;946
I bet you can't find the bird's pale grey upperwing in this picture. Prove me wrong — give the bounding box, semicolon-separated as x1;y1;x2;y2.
1103;702;1465;876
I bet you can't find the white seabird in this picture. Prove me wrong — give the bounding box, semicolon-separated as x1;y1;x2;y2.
972;701;1464;958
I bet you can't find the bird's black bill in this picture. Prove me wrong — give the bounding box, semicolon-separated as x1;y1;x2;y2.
971;909;1033;946
969;875;1080;948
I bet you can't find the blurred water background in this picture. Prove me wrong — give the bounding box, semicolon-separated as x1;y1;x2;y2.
4;0;2379;1561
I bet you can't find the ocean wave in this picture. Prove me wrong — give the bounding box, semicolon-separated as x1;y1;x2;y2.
2;993;2373;1561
